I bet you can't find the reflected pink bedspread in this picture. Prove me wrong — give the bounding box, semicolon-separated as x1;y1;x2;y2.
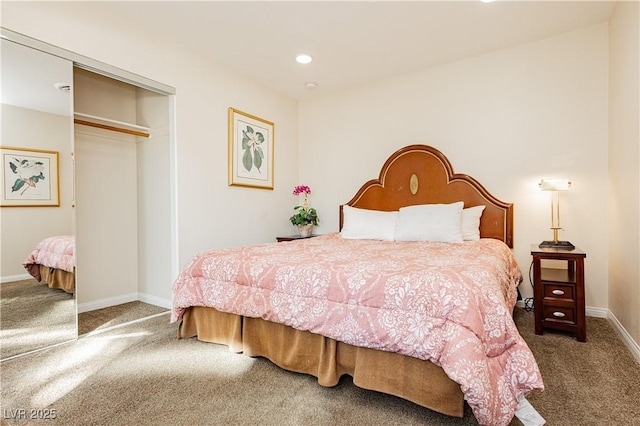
172;233;543;425
23;235;76;280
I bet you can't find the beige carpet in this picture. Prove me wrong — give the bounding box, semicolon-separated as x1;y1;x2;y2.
1;306;639;425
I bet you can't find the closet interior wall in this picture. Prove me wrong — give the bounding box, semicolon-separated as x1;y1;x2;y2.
74;68;171;311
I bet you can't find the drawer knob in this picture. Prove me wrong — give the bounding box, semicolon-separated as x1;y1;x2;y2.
553;312;566;318
552;289;565;296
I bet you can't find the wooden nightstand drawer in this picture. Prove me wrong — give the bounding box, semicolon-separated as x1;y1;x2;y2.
543;283;574;302
542;305;576;324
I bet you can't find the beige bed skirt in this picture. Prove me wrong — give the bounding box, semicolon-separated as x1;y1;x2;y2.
38;265;75;294
178;306;464;417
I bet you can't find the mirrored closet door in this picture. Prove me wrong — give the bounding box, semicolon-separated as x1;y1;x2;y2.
0;38;77;360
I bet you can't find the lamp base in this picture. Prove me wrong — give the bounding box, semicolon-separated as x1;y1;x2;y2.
539;240;575;250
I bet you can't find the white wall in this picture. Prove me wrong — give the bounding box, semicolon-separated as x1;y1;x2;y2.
74;70;174;308
74;128;139;305
136;88;173;303
74;69;139;306
1;2;300;287
608;1;640;351
299;24;610;308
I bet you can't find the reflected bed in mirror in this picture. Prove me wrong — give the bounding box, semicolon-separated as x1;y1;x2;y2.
23;235;76;294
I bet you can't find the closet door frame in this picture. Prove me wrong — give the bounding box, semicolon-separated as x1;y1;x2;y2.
1;28;175;96
1;27;180;297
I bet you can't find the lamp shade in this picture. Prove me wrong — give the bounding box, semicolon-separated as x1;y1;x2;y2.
539;178;571;191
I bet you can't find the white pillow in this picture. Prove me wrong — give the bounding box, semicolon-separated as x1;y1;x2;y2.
394;202;464;243
461;205;486;241
340;205;399;241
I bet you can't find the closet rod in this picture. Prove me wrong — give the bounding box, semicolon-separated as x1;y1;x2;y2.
74;112;151;138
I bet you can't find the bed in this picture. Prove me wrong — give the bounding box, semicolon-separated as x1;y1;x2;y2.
172;144;544;425
23;235;76;294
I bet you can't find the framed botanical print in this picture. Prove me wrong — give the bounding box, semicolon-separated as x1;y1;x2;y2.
1;146;60;207
228;107;274;189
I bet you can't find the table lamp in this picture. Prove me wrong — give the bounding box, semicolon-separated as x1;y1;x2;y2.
538;178;575;250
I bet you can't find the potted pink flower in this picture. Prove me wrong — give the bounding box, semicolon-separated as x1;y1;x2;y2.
289;185;319;237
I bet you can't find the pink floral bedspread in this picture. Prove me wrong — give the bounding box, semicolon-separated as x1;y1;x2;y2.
172;233;543;425
23;235;76;277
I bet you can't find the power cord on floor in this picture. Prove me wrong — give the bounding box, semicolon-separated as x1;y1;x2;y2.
522;261;534;312
523;297;534;312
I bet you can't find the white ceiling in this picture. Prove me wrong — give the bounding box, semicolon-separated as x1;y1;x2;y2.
5;1;618;101
83;0;617;100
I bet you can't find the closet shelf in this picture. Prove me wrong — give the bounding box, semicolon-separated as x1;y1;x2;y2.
74;112;151;138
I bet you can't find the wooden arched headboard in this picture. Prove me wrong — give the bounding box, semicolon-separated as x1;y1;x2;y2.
339;145;514;247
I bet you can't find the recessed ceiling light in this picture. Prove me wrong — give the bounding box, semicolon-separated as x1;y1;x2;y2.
305;82;318;89
296;54;313;64
481;0;495;3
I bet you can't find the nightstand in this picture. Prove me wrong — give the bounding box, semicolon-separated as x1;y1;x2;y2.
276;235;318;242
531;244;586;342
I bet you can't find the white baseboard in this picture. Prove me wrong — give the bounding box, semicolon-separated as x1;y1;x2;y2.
78;292;138;313
77;292;171;313
586;306;609;318
3;277;171;313
137;292;172;310
1;273;32;283
608;310;640;365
